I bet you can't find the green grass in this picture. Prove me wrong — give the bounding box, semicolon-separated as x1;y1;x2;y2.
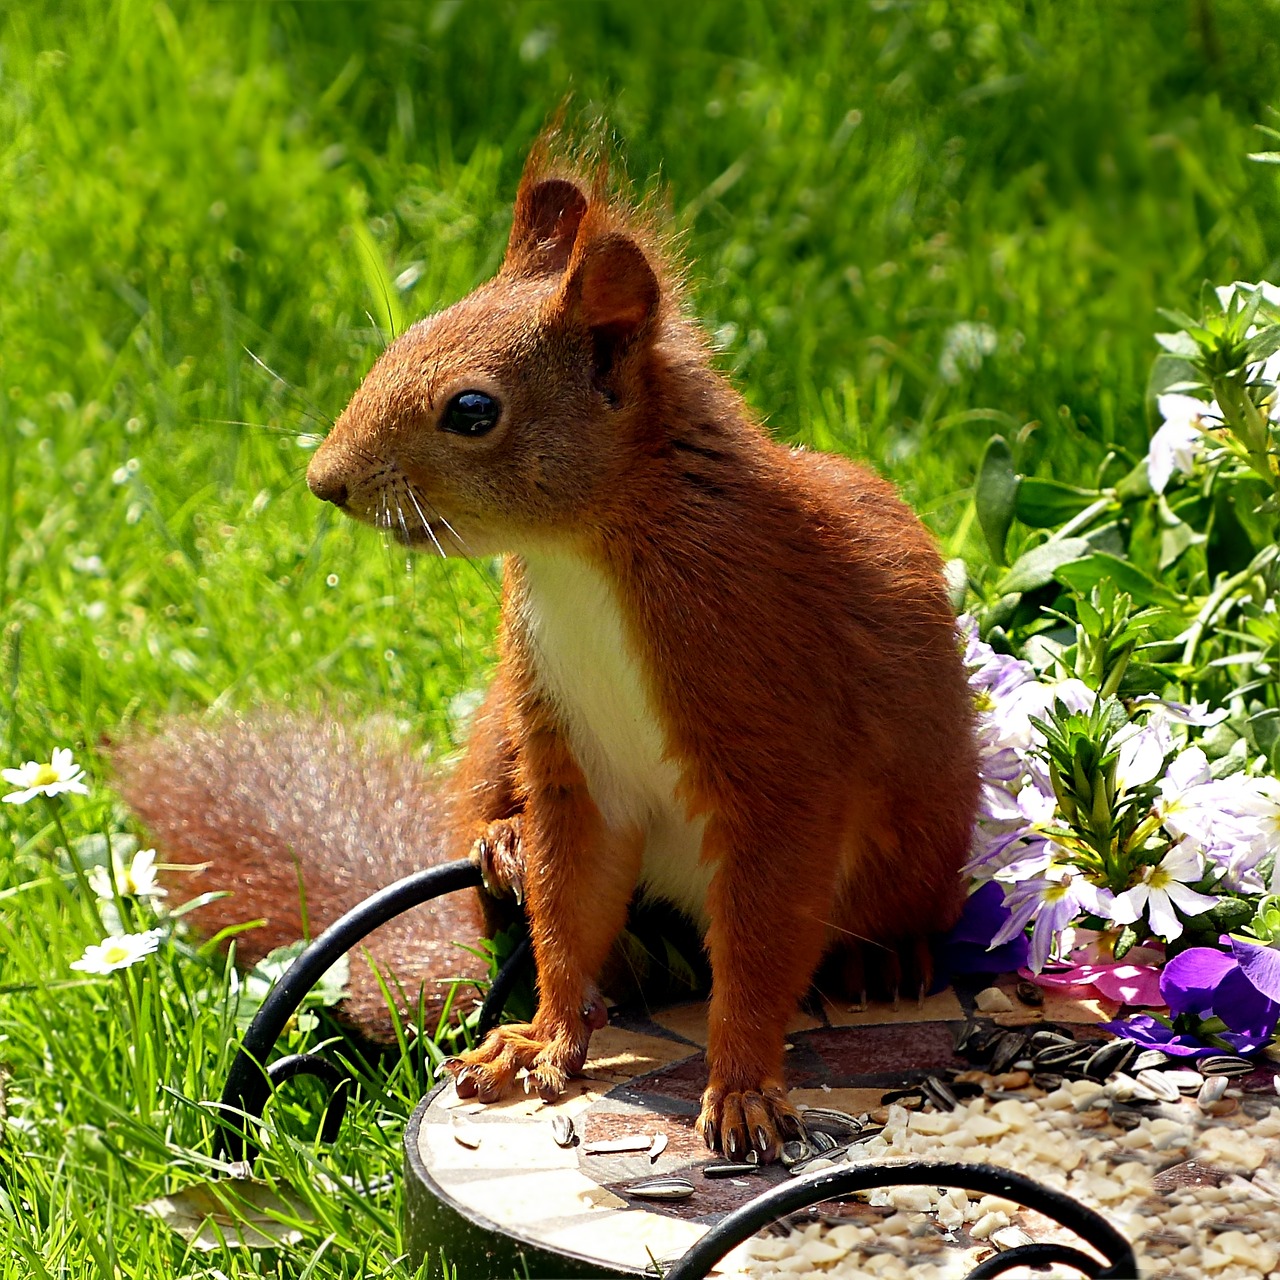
1;0;1278;1274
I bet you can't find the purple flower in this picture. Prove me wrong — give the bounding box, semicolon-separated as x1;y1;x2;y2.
1162;939;1280;1040
940;880;1030;975
1109;936;1280;1057
989;863;1114;972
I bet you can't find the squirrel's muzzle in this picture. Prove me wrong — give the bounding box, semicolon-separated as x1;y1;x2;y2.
306;450;349;508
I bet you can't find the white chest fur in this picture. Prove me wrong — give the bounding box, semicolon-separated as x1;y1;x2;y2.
515;549;712;925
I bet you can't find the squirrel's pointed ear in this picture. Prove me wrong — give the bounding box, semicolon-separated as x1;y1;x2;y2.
504;177;589;277
560;233;660;360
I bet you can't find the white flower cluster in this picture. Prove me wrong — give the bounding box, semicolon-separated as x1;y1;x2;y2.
962;618;1279;969
1148;280;1280;494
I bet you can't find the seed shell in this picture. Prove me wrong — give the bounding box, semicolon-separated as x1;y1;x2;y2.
1200;1055;1252;1077
1136;1069;1181;1103
647;1132;668;1161
798;1107;863;1136
583;1135;654;1155
704;1162;759;1178
628;1176;695;1201
551;1115;577;1148
1084;1038;1137;1081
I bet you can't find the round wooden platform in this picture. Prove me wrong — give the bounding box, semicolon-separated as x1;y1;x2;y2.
402;976;1119;1277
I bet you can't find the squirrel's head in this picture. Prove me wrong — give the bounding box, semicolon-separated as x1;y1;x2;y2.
307;148;681;557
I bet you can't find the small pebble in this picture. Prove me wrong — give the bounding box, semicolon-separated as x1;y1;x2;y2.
975;986;1014;1013
991;1225;1035;1251
992;1070;1031;1090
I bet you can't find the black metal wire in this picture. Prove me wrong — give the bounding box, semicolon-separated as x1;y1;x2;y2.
662;1160;1139;1280
477;933;533;1039
216;860;482;1159
967;1242;1104;1278
264;1053;351;1145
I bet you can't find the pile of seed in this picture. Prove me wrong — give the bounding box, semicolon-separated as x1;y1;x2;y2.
736;1047;1280;1280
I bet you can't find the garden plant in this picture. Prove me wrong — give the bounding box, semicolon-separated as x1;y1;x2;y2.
2;1;1280;1276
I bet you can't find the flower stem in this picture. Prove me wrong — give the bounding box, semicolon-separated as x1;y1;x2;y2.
46;796;104;934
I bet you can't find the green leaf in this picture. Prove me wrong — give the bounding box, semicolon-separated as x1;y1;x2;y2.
1113;460;1153;503
1014;477;1101;528
997;537;1092;595
1053;552;1183;609
1113;925;1140;960
975;435;1020;565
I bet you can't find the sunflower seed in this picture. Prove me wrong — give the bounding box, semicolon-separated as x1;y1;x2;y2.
1015;980;1044;1008
788;1143;853;1174
583;1135;654;1155
1032;1072;1064;1091
1200;1055;1253;1077
704;1162;759;1178
990;1032;1029;1074
1198;1076;1229;1108
551;1115;577;1148
628;1176;695;1201
811;1129;839;1152
648;1133;668;1161
780;1139;812;1166
1030;1030;1076;1051
798;1107;863;1137
1132;1049;1171;1072
1084;1038;1137;1080
922;1076;959;1111
1162;1068;1205;1093
1035;1042;1090;1070
1136;1069;1182;1103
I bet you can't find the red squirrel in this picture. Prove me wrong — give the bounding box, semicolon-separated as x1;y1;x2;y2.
119;138;978;1163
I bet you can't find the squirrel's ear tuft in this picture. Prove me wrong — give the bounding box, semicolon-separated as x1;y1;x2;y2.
561;233;660;359
504;177;589;277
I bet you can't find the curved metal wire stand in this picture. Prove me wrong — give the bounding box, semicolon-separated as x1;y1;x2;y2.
663;1160;1139;1280
214;859;529;1160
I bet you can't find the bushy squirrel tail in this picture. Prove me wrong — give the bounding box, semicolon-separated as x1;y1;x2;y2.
111;714;490;1043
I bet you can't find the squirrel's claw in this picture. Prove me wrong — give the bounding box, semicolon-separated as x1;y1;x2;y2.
469;816;525;904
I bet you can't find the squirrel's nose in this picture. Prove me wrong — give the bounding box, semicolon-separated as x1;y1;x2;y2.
306;453;349;508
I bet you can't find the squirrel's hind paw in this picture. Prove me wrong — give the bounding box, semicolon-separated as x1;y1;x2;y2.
697;1081;801;1165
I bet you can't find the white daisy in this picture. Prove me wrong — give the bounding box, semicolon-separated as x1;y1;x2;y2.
2;747;90;804
88;848;167;902
69;929;164;975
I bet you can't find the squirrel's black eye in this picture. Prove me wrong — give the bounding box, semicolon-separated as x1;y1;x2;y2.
441;390;501;437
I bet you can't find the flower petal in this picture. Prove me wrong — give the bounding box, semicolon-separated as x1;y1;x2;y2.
1160;947;1236;1018
1231;937;1280;1004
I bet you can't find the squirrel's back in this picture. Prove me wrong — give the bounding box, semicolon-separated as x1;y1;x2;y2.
112;714;489;1041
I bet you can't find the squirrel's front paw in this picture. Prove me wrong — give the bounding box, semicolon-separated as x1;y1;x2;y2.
469;817;524;903
445;1019;591;1103
696;1079;802;1164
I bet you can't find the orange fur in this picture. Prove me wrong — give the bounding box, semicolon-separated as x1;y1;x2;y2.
305;140;979;1160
